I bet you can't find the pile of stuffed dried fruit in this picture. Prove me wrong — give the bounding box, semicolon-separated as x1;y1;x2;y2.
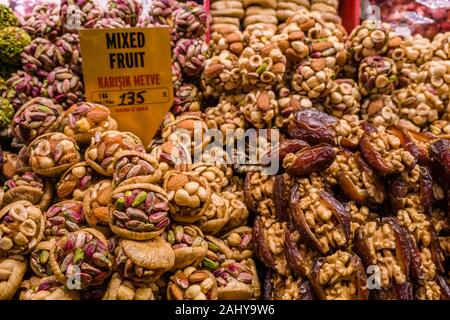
0;0;449;300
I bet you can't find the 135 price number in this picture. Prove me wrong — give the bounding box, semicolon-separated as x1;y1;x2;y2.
119;91;147;105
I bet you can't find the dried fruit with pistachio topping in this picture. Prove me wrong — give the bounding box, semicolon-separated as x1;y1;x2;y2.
19;275;80;300
110;183;170;240
147;0;179;26
21;3;62;40
3;70;43;110
61;0;104;32
85;130;145;176
30;238;57;277
41;66;84;109
93;17;128;29
220;227;254;261
44;200;85;239
214;259;260;300
173;39;209;78
2;171;52;210
106;0;142;27
112;151;161;188
114;237;174;283
49;228;113;290
172;1;207;39
29;132;81;177
162;224;208;270
0;200;44;256
172;83;202;115
12;97;63;144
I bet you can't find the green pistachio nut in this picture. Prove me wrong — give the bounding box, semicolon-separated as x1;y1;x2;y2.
132;191;147;207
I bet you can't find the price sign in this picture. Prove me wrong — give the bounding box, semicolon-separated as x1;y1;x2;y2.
79;27;173;146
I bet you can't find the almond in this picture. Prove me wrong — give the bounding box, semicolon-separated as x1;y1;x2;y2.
92;207;109;222
277;40;290;53
367;98;384;116
166;174;189;192
98;185;113;205
57;180;77;198
176;119;197;131
260;43;277;56
204;64;224;78
225;33;242;43
87;107;109;123
288;31;305;42
311;41;333;52
310;58;327;71
257;91;271;111
388;36;402;47
285;48;302;63
299;19;315;31
271;63;285;74
188;272;209;283
170;284;184;300
336;50;348;66
2;153;17;179
230;42;244;55
161;141;176;154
